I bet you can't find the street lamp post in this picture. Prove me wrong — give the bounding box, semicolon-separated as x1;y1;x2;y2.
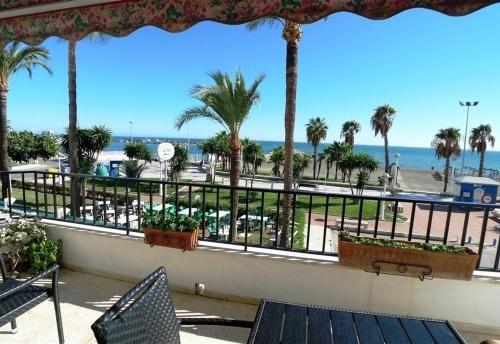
459;101;478;175
129;121;134;142
393;153;400;189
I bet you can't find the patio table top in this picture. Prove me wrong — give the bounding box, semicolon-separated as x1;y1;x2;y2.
248;299;465;344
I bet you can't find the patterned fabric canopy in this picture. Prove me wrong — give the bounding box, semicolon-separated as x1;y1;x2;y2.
0;0;498;46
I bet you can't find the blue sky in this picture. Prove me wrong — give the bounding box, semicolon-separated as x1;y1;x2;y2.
7;5;500;150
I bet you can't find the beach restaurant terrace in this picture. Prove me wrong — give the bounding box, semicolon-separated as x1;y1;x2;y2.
1;1;500;343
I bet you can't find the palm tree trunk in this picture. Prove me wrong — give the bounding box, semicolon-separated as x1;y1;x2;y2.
479;151;485;177
0;88;9;199
68;40;81;217
312;146;317;180
317;158;322;180
335;164;338;180
281;25;300;248
384;134;390;173
443;156;450;193
229;136;241;242
326;161;330;179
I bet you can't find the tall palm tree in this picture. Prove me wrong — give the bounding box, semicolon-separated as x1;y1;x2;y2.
67;34;109;216
341;120;361;145
247;18;302;248
0;42;52;198
431;128;461;193
306;117;328;180
371;104;397;173
176;70;264;241
469;124;495;177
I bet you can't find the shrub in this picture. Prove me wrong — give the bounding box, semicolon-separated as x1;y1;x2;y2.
142;212;199;232
24;239;63;273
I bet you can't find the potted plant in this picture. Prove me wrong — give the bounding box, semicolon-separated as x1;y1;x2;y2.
0;218;62;273
142;212;200;251
338;232;478;281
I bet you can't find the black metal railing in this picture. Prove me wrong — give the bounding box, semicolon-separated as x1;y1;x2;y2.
1;171;500;272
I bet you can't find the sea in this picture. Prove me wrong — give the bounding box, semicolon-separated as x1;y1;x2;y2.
107;136;500;172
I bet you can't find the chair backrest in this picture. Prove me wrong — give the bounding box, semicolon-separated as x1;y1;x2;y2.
0;253;8;281
91;267;180;344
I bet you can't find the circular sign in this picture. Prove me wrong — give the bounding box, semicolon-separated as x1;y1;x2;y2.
157;142;175;161
482;194;493;204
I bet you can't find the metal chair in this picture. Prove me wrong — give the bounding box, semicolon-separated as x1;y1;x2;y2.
0;254;64;343
91;266;253;344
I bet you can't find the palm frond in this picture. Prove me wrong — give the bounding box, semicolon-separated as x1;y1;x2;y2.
175;106;228;131
246;17;284;31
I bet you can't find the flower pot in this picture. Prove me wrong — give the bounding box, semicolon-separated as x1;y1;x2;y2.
338;235;478;281
143;228;198;252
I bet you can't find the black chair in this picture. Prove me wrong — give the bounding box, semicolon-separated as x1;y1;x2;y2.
91;266;253;344
0;254;64;343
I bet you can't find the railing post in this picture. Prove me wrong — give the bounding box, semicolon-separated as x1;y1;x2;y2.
476;207;490;268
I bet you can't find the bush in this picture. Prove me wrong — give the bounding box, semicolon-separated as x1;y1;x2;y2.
24;239;63;273
0;219;63;273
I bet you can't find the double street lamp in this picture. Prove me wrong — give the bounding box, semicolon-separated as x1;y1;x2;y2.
459;101;478;175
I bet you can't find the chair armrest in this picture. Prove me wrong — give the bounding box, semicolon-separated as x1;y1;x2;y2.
0;264;59;300
180;317;254;328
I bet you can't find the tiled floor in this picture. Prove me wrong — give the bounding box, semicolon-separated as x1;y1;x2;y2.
0;269;498;343
0;269;256;344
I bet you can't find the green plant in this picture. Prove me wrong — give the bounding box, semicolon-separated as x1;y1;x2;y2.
340;232;467;255
168;144;189;182
24;239;62;273
124;142;153;162
142;212;199;232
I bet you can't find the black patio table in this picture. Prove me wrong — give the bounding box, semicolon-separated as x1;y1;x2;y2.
247;299;466;344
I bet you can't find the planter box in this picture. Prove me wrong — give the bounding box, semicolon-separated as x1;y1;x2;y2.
338;235;478;281
143;228;198;251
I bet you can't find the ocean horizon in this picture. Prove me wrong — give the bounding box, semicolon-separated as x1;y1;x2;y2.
107;136;500;173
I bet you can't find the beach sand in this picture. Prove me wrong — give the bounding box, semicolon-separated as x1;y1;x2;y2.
398;168;445;193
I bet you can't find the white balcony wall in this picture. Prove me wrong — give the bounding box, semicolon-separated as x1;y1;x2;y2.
46;222;500;329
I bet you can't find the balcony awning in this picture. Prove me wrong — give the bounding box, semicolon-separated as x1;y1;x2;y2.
0;0;498;46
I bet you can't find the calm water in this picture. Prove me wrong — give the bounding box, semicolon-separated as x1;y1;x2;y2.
108;137;500;172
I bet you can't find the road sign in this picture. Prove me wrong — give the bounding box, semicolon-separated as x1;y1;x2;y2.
157;142;175;161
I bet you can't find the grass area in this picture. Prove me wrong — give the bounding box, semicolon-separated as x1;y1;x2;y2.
186;188;378;219
11;183;379;222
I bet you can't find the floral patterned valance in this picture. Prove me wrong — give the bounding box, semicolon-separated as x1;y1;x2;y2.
0;0;498;46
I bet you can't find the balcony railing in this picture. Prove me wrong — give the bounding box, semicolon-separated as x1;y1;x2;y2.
1;171;500;272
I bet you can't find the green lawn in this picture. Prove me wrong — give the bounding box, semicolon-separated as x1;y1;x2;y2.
11;183;379;222
186;188;378;219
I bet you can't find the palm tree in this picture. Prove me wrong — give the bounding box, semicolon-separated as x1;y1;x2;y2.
431;128;461;193
61;125;113;174
292;153;310;189
0;42;52;198
269;145;285;177
322;144;335;179
176;70;264;241
247;18;302;248
341;120;361;145
316;152;326;179
371;104;397;173
306;117;328;180
469;124;495;177
67;33;109;216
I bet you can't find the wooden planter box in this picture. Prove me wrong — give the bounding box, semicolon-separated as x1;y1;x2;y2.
144;228;198;252
338;235;478;281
